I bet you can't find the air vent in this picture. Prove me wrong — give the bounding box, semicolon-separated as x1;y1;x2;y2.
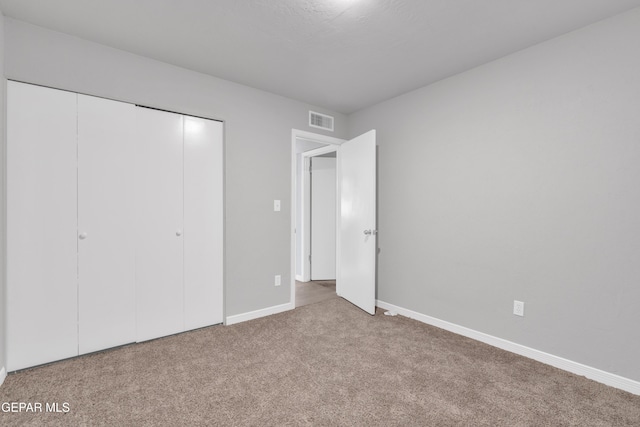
309;111;334;132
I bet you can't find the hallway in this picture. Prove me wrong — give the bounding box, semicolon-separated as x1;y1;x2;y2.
295;280;338;307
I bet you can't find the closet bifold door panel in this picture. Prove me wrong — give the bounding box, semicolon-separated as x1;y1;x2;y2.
136;109;224;341
7;82;79;371
77;95;136;354
135;107;185;342
184;117;224;330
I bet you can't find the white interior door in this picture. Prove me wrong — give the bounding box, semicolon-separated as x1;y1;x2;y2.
338;130;377;315
136;107;185;341
7;82;79;370
183;117;224;330
78;95;136;354
311;156;336;280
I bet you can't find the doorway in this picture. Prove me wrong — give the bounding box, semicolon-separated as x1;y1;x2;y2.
291;130;344;307
295;280;339;307
290;128;378;314
298;152;337;307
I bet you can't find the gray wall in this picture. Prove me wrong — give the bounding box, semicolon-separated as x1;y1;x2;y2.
349;8;640;382
0;11;5;375
3;18;348;318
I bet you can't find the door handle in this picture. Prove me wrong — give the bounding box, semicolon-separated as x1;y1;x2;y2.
176;229;183;237
363;229;378;236
79;232;88;240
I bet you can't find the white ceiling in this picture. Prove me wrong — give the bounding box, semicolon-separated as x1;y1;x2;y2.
1;0;639;114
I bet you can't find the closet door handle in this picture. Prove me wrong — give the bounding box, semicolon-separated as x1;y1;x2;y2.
79;232;88;240
176;229;183;237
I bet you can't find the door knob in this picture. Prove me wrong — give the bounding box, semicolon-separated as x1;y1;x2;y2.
79;232;88;240
176;230;183;237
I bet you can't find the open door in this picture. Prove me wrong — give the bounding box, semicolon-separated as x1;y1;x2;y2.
338;130;377;315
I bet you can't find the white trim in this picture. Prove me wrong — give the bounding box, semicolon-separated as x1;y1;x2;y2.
303;145;338;157
376;300;640;396
0;367;6;386
295;274;305;282
293;129;344;147
225;302;293;326
291;129;345;309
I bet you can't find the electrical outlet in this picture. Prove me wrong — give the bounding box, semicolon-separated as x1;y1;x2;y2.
274;275;281;287
274;200;281;212
513;300;524;317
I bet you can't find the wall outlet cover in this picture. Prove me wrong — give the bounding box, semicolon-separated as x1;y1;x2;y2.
513;300;525;317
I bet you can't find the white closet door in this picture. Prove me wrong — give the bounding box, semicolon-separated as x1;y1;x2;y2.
78;95;136;354
184;117;224;329
310;156;337;280
7;82;79;371
136;107;185;342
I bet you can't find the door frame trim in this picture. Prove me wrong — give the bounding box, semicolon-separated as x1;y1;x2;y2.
291;130;344;308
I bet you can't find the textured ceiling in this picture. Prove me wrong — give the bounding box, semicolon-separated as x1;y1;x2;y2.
1;0;639;114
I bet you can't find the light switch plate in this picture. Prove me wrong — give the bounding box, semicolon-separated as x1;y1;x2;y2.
274;200;281;211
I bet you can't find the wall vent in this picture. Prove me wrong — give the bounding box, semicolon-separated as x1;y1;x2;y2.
309;111;334;132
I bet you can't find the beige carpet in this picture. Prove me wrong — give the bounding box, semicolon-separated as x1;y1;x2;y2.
1;298;639;426
296;280;338;307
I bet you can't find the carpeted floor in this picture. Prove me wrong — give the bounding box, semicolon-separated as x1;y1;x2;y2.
1;298;639;426
296;280;338;307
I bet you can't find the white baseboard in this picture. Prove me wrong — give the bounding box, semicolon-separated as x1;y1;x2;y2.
295;274;304;281
225;302;293;326
377;300;640;396
0;367;6;387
